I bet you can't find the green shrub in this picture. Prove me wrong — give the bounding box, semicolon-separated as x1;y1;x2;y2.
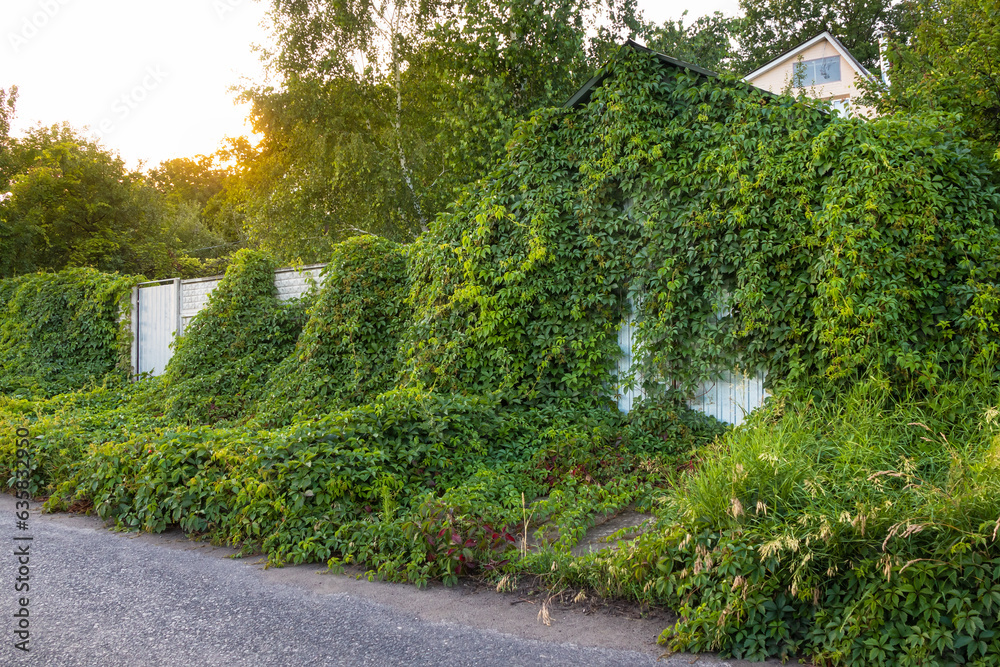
0;268;138;397
36;385;719;588
403;49;1000;403
251;235;410;427
52;389;506;565
622;391;728;456
161;249;308;424
0;378;169;498
566;372;1000;665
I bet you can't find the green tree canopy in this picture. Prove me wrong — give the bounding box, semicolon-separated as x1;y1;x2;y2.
869;0;1000;165
0;124;236;279
0;86;18;189
641;11;738;73
148;155;226;211
0;124;163;276
148;154;242;261
226;0;639;263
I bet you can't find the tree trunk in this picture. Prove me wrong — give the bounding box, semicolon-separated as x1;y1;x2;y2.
392;45;427;234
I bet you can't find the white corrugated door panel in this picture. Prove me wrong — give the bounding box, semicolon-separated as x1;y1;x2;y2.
616;300;644;413
136;282;178;377
688;368;768;426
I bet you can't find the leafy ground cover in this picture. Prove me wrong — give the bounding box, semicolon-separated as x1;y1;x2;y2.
0;377;722;586
4;48;1000;666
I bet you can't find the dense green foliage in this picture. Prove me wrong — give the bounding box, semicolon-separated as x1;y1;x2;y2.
870;0;1000;166
0;378;721;585
4;46;1000;666
0;124;238;279
252;235;410;427
405;49;1000;400
161;249;307;424
553;371;1000;664
0;268;138;397
156;239;411;428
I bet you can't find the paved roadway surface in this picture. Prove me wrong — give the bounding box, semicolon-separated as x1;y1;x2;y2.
0;494;794;666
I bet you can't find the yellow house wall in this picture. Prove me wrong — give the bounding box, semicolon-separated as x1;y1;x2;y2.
747;40;863;102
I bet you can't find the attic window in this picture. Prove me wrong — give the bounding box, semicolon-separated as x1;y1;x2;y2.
794;56;841;86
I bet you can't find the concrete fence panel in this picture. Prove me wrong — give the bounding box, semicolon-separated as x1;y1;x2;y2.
132;264;325;377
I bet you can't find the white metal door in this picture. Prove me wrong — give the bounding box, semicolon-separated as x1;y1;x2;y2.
616;303;643;413
615;295;767;424
686;369;767;426
136;281;178;376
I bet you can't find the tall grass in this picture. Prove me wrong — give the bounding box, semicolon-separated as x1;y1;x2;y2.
568;370;1000;664
678;373;1000;566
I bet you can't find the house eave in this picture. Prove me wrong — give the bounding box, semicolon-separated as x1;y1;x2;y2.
744;31;875;85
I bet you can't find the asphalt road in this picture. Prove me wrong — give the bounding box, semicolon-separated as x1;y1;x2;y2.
0;494;789;666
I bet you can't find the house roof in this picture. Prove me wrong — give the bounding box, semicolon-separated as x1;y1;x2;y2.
744;31;874;83
563;39;718;108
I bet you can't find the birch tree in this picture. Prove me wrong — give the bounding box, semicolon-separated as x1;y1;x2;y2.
228;0;638;262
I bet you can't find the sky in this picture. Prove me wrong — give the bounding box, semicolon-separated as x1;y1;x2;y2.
0;0;740;170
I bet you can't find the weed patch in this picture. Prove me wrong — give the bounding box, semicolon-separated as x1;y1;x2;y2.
549;374;1000;665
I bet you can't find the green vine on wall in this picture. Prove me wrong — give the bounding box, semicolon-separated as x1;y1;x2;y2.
251;235;411;427
404;49;1000;402
0;268;139;397
161;249;308;424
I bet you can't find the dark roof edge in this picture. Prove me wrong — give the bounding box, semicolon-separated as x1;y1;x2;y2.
628;39;719;78
563;39;719;108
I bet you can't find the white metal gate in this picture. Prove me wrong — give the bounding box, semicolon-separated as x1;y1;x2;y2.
687;369;768;426
131;265;325;378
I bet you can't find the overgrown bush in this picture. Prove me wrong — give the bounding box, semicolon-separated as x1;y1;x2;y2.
49;389;504;555
161;249;308;423
39;388;696;586
251;235;410;426
0;378;169;498
557;371;1000;665
404;49;1000;401
0;268;138;397
622;392;728;456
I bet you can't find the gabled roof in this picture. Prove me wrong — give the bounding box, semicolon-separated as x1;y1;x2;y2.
563;39;718;108
744;31;874;83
